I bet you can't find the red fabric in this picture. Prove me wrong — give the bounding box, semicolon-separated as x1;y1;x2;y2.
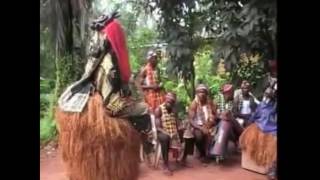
222;84;233;93
101;20;131;84
143;63;165;112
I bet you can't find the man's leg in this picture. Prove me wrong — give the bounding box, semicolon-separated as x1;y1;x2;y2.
157;131;172;174
230;119;244;147
194;129;209;163
150;113;158;145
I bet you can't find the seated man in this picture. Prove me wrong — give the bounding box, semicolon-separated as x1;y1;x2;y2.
234;80;247;100
234;80;260;104
211;84;243;160
239;87;277;179
233;81;257;127
155;92;182;175
184;84;216;164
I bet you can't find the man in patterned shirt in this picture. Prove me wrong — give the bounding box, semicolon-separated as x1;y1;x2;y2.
213;84;243;153
215;84;234;114
155;92;181;175
138;50;165;113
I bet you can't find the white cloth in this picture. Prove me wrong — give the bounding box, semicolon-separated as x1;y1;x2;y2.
183;121;194;139
195;105;208;126
203;106;209;122
240;100;251;114
150;114;158;145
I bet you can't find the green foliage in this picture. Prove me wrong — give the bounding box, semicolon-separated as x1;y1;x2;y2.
232;53;266;89
162;79;190;120
40;28;56;79
40;78;55;117
208;0;277;70
194;48;228;97
54;55;80;96
160;46;228;119
40;77;57;144
140;0;213;98
40;115;57;144
127;27;158;73
139;0;276;78
40;78;55;93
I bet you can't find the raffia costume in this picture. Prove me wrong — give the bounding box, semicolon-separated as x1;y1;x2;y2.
55;14;150;180
239;100;277;170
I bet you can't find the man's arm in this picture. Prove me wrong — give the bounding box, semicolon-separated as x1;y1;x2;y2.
137;67;158;91
154;107;167;135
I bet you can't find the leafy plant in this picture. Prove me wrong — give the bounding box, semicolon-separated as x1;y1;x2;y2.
40;115;57;144
127;27;158;73
194;48;228;97
209;0;277;70
231;53;265;89
40;78;55;117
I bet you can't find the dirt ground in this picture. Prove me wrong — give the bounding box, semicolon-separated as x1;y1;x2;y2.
40;144;267;180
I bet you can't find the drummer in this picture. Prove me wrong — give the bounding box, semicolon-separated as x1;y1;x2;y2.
214;84;243;151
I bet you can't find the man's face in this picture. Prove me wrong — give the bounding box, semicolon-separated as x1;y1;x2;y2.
197;90;207;103
165;98;175;109
149;56;158;66
241;87;249;96
223;91;233;101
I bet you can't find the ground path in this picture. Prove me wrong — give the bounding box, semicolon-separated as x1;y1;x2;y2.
40;145;267;180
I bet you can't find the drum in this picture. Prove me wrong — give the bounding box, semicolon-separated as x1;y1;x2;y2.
210;120;232;157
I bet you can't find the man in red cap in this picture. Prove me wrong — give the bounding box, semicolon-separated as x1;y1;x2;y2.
211;83;243;161
154;92;181;175
215;83;234;114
